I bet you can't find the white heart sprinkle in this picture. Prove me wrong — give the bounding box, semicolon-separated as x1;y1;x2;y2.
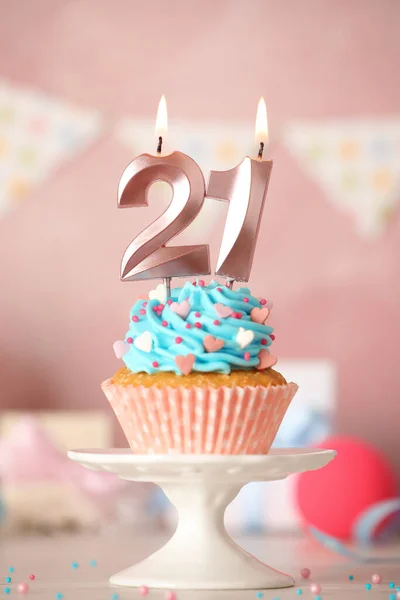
133;331;153;353
149;283;167;304
236;327;255;349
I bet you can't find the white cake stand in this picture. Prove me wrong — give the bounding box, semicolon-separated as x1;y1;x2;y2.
68;448;335;590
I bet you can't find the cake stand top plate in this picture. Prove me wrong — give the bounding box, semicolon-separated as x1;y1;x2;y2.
68;448;335;483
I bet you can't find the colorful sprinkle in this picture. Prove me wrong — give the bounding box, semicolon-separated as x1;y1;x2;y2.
140;309;146;315
158;304;165;310
315;597;321;600
244;352;251;361
270;334;275;340
164;592;176;600
111;595;119;600
301;568;311;579
185;323;191;329
256;593;264;599
195;312;201;317
194;322;202;328
143;302;148;307
139;585;149;596
17;582;29;594
213;320;220;325
348;575;354;580
260;299;267;305
55;594;63;600
296;591;303;596
390;583;396;588
175;337;183;344
9;568;15;573
126;337;133;344
372;574;381;584
261;339;267;345
29;575;35;581
243;297;249;303
89;560;97;567
310;583;321;594
217;287;222;292
162;320;168;327
71;562;79;569
192;281;197;286
132;315;139;322
365;583;372;590
198;280;205;286
389;594;396;600
6;577;11;583
5;588;11;594
167;299;173;305
152;361;159;368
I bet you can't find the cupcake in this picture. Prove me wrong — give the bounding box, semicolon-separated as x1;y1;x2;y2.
103;280;298;454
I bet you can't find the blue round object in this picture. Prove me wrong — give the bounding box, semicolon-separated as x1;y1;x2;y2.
348;574;354;580
5;577;11;583
56;594;64;600
256;593;264;599
71;562;79;569
90;560;97;567
5;588;11;595
9;567;14;573
365;583;372;590
111;594;119;600
389;582;395;588
296;591;303;596
389;594;396;600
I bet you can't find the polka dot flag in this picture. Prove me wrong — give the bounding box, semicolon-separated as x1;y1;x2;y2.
284;118;400;237
0;80;102;218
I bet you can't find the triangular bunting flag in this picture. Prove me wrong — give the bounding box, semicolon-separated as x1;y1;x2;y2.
0;80;102;217
284;118;400;237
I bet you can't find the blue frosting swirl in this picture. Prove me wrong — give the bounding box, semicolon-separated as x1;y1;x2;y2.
120;280;275;375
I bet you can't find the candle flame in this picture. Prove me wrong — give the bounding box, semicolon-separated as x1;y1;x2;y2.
255;97;268;145
155;95;168;137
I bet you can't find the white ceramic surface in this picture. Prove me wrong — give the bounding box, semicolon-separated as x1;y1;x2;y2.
68;449;335;590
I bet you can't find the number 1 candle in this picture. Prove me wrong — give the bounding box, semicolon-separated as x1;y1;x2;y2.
207;97;272;285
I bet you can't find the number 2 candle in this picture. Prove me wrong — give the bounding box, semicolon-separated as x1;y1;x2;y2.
118;96;210;291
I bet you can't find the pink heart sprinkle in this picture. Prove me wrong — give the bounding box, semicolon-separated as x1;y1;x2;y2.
250;307;270;324
256;349;277;370
203;335;225;353
214;303;234;319
175;354;196;375
113;340;130;359
170;299;191;319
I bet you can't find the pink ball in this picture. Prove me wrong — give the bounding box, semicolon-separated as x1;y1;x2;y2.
372;574;382;584
17;582;29;594
296;436;397;539
29;575;35;581
310;583;321;595
164;592;176;600
139;585;149;596
301;568;311;579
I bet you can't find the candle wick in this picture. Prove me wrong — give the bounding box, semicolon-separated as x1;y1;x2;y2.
257;142;264;160
157;136;163;154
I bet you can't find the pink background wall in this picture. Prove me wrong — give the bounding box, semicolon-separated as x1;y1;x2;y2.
0;1;399;463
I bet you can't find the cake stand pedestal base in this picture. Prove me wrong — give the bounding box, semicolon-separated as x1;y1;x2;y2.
68;449;335;590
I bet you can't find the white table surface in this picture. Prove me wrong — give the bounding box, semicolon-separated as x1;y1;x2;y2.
1;531;399;599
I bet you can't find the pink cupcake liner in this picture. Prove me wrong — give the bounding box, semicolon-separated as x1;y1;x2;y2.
102;379;298;455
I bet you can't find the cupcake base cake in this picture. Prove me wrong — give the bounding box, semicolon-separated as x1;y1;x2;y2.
104;280;298;454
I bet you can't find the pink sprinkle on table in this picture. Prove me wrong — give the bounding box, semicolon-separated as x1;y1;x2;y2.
164;592;176;600
17;582;29;594
310;583;321;595
260;299;266;305
301;568;311;579
372;574;381;584
139;585;149;596
29;575;35;581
